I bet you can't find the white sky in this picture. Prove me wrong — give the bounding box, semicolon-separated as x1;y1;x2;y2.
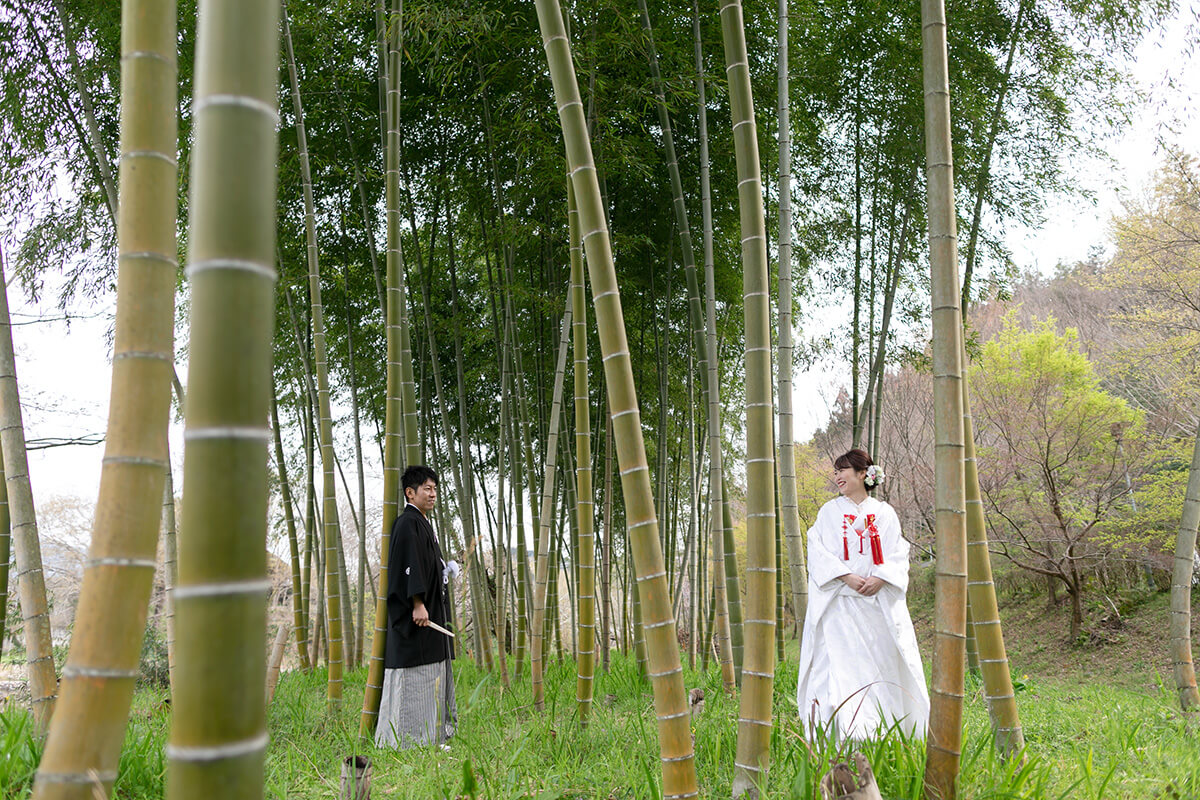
5;5;1200;524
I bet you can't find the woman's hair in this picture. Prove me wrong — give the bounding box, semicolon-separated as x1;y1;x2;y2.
833;448;874;478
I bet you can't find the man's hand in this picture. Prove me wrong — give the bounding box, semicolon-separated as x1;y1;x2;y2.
857;577;885;596
412;598;429;626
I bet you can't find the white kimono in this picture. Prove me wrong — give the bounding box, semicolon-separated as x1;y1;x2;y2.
795;495;929;740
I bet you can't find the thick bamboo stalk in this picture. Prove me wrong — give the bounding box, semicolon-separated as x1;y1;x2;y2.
34;3;177;790
719;1;778;794
281;0;343;707
163;441;179;689
776;0;808;641
1170;424;1200;711
0;447;9;658
359;0;407;738
532;304;572;710
601;409;614;673
921;0;968;796
962;348;1024;755
0;235;58;737
164;0;279;794
693;0;735;692
271;390;311;672
535;1;697;794
571;181;597;726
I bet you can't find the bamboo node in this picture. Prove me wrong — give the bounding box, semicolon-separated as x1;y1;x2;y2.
167;733;269;762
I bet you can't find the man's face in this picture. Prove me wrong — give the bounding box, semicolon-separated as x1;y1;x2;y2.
406;479;437;515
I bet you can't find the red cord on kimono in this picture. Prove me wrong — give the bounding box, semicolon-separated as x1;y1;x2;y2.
866;514;884;565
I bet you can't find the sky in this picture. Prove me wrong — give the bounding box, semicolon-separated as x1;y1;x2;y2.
5;4;1200;526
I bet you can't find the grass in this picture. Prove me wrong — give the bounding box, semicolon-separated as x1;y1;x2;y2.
1;648;1198;799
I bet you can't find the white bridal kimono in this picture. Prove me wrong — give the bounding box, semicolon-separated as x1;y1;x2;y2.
795;495;929;740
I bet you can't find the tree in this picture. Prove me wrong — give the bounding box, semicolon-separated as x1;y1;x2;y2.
972;317;1145;640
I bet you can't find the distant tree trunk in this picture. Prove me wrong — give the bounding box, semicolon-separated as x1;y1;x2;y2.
532;305;571;710
164;0;279;794
535;0;697;792
1169;424;1200;711
271;390;311;672
921;0;969;795
282;0;342;706
0;251;57;735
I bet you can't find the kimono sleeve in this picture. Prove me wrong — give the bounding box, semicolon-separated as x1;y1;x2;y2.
870;504;910;592
807;502;850;589
403;520;434;602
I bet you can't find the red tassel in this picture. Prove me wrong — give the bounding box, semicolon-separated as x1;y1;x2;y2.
842;515;855;561
867;514;884;565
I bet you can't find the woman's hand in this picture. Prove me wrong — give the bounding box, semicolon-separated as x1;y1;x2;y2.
857;577;885;596
839;573;866;592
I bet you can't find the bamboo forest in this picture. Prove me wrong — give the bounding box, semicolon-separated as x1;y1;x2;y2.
2;0;1200;797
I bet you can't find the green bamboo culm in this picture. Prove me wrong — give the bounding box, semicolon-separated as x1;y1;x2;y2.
571;179;597;727
533;0;697;795
775;0;808;640
0;251;58;735
360;0;408;738
281;0;343;708
961;343;1024;755
719;0;778;794
1170;425;1200;711
0;446;9;658
32;0;178;794
165;0;280;796
920;0;969;796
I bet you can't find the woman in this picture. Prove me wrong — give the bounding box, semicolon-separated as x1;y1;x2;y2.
795;448;929;740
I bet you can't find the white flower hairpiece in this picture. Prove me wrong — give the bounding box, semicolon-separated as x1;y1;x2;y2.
864;464;885;488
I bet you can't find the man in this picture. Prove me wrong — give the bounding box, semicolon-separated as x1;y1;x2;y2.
376;465;457;749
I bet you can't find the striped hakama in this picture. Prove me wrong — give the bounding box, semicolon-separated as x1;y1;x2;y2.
375;660;457;749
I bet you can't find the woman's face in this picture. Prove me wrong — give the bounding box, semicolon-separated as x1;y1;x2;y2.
834;464;866;497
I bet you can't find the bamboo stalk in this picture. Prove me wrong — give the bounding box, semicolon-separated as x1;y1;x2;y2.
961;348;1024;755
271;389;311;672
0;247;58;737
265;622;291;704
281;0;344;707
775;0;808;641
921;0;968;795
533;2;696;795
719;0;778;793
0;447;9;660
35;4;180;771
165;0;280;794
532;304;572;710
1170;424;1200;711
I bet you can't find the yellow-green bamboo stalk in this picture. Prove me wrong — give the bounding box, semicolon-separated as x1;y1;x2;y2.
531;304;572;711
34;3;180;768
1170;425;1200;711
361;0;411;736
962;347;1024;755
0;240;58;737
571;179;597;727
0;446;9;657
163;444;178;690
281;0;344;707
775;0;807;641
693;0;735;693
271;389;311;672
719;0;778;794
164;0;279;795
534;1;697;794
921;0;968;795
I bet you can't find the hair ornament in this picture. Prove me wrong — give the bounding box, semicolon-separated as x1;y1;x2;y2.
864;464;885;488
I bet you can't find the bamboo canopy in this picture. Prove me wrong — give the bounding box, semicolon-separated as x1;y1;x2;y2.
165;0;280;796
33;0;178;793
920;0;969;796
534;0;697;794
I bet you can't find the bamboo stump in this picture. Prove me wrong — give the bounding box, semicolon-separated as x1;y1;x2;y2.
340;755;371;800
819;753;883;800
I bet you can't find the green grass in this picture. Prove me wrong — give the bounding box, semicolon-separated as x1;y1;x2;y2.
1;651;1198;798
